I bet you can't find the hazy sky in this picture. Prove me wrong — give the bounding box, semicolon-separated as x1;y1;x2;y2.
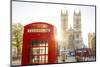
12;1;95;46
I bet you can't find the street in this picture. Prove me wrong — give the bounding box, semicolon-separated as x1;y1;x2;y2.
58;56;76;63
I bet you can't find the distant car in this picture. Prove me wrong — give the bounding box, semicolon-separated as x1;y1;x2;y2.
69;51;75;56
75;48;92;61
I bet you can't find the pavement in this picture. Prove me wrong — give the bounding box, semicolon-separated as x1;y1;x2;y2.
12;59;21;66
58;56;76;63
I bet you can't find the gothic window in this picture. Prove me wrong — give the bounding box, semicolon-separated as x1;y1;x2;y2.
70;35;73;39
76;34;79;38
76;41;79;44
76;18;80;27
63;18;66;22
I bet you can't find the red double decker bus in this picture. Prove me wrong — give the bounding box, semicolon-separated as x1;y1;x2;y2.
21;22;57;65
75;48;92;61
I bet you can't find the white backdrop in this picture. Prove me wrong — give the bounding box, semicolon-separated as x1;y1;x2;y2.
0;0;99;67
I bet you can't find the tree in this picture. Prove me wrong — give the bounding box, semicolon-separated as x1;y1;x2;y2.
12;23;23;59
92;37;96;57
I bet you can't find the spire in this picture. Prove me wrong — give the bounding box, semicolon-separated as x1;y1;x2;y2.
61;9;68;30
61;10;63;15
61;10;68;16
73;9;81;31
74;9;81;16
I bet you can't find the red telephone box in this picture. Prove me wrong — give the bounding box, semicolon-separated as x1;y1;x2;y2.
21;22;57;65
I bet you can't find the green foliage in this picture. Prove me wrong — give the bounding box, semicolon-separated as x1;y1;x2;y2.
12;23;23;58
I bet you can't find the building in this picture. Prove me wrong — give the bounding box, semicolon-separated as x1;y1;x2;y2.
88;33;95;56
61;10;85;52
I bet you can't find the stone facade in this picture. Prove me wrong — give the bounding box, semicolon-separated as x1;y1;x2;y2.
88;33;95;56
61;10;85;52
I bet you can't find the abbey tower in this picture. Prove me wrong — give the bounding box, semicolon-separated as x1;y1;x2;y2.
61;10;85;52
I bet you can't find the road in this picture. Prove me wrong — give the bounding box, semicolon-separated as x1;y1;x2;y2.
12;59;21;66
58;56;76;63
